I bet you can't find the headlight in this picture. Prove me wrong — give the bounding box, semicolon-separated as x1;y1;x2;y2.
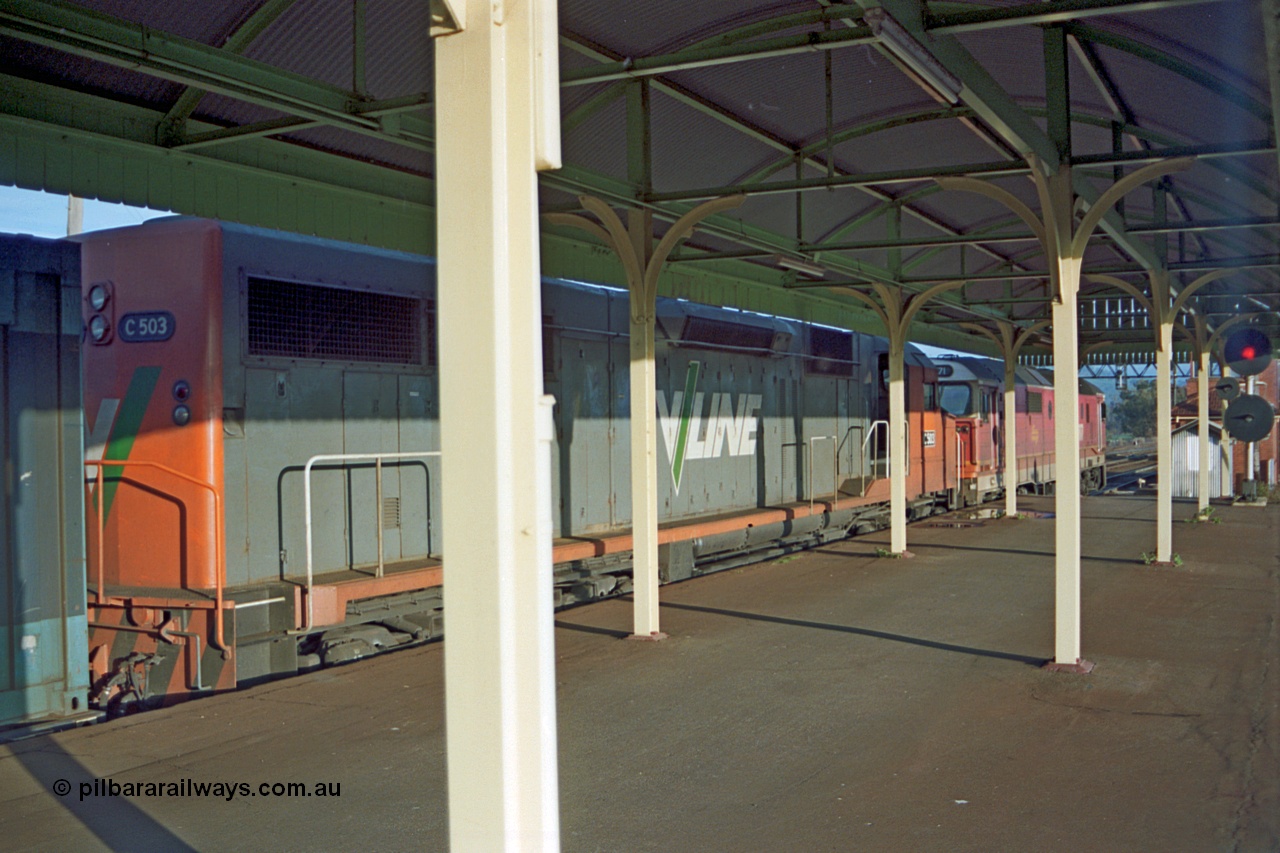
88;284;110;311
172;405;191;426
89;314;111;342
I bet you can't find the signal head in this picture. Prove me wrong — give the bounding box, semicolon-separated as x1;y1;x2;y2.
1222;327;1272;377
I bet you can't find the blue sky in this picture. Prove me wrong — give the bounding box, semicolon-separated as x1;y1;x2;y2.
0;185;166;238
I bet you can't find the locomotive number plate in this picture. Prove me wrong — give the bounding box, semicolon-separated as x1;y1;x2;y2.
923;430;936;447
118;312;176;342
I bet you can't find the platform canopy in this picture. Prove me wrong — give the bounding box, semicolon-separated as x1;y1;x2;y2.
1;0;1276;358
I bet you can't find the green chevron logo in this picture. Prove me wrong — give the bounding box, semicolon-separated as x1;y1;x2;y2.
85;366;161;521
668;360;702;492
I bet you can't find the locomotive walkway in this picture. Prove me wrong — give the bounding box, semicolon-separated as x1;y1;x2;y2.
1;494;1276;852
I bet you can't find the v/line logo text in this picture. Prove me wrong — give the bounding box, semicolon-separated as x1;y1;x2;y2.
656;361;762;493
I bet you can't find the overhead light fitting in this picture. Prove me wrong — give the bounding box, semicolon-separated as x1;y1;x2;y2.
864;8;963;105
777;256;827;278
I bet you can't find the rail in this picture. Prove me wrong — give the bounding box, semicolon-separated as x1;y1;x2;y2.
301;451;442;633
807;435;838;513
84;459;228;655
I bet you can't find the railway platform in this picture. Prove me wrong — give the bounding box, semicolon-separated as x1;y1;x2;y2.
1;494;1276;852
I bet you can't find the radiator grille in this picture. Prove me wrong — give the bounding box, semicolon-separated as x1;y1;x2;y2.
246;277;423;365
806;327;854;376
682;316;776;350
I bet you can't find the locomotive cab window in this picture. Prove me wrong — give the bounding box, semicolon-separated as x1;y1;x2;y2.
939;384;971;416
923;382;938;411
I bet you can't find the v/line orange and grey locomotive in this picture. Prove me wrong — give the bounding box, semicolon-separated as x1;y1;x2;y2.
0;220;1106;720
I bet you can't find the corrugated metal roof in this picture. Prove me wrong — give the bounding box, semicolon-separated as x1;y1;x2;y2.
0;0;1273;347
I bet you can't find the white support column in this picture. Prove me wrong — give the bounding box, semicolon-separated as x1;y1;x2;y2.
629;309;662;638
627;209;664;640
1198;349;1211;510
888;335;909;555
435;1;560;848
1156;321;1173;562
1052;259;1083;666
1004;360;1018;517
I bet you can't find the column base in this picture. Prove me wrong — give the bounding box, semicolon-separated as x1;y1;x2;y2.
1042;658;1095;674
626;631;669;642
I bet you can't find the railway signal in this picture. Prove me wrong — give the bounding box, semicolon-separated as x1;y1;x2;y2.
1214;376;1241;401
1221;327;1273;377
1223;394;1276;443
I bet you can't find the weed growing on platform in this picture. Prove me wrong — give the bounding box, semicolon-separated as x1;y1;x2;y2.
1185;507;1222;524
1142;551;1183;566
875;547;901;559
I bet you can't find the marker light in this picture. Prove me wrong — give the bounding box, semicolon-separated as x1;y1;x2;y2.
88;314;111;342
88;284;110;311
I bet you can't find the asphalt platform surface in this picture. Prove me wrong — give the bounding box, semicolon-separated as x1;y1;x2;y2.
2;494;1277;851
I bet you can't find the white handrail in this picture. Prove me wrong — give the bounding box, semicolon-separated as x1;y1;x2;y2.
863;420;889;480
301;451;442;633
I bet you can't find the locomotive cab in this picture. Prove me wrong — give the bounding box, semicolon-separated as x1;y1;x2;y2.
936;357;1004;505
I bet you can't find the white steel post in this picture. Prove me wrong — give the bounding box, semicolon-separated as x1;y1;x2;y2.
889;334;909;555
435;0;561;848
1052;262;1083;666
629;303;662;639
1004;359;1018;518
1198;349;1211;510
1156;320;1173;562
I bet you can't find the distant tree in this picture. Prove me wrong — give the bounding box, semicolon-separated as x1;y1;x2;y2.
1110;379;1158;437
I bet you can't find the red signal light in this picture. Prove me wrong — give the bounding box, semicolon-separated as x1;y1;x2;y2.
1242;345;1256;360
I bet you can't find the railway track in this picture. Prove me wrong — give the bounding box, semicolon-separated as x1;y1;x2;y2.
1104;440;1157;491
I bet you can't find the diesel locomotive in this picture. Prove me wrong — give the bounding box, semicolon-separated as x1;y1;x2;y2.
1;221;1105;719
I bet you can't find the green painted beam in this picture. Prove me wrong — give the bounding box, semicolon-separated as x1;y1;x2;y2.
1045;26;1072;162
734;106;973;185
1260;0;1280;180
160;0;299;134
856;0;1058;164
902;254;1280;284
561;25;877;86
1072;140;1276;166
0;0;432;153
560;35;1026;277
562;82;628;133
1062;22;1271;124
0;76;435;252
927;0;1235;34
1127;216;1280;235
646;158;1028;202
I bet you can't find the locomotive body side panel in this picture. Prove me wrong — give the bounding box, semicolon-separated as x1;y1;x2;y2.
219;226;436;587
